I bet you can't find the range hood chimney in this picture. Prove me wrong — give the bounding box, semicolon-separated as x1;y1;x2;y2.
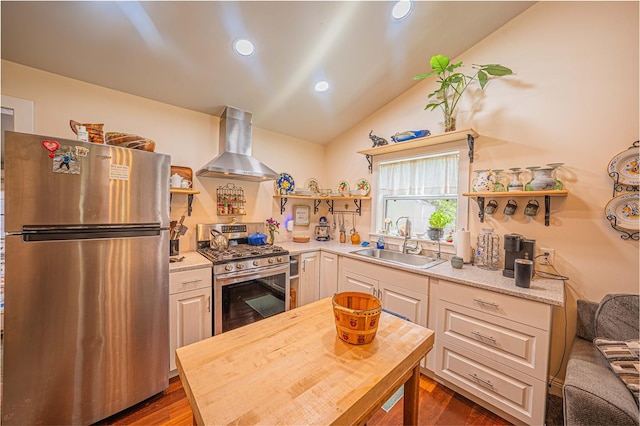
196;106;280;181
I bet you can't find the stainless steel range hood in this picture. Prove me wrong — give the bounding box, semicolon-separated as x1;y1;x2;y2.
196;106;280;181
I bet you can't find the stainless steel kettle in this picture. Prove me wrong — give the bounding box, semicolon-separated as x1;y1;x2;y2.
210;229;229;251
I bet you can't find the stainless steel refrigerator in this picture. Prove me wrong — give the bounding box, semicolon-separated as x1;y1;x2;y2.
2;131;171;425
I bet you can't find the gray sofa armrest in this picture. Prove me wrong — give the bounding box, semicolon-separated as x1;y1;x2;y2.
563;338;639;425
576;299;598;341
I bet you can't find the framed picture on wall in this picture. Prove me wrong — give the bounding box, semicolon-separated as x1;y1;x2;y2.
293;205;310;226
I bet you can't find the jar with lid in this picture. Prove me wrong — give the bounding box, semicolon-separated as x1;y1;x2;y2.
475;228;500;270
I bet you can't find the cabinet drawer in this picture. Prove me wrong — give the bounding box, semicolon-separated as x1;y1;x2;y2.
170;268;211;294
436;341;546;425
438;300;549;379
438;280;551;330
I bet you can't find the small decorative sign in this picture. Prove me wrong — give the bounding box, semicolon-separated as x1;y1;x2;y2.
109;164;130;181
293;205;310;226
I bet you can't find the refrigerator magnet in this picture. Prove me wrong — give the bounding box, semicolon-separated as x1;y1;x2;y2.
42;139;60;158
75;146;89;157
52;145;80;175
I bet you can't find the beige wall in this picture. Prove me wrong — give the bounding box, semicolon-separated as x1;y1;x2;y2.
3;1;638;384
325;1;639;382
1;59;326;248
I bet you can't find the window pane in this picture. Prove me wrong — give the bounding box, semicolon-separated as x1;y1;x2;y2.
383;197;456;238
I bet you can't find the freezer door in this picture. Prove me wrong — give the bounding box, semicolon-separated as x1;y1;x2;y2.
4;131;170;231
2;232;169;425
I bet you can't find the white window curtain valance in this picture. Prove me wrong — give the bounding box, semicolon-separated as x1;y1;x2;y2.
378;152;459;196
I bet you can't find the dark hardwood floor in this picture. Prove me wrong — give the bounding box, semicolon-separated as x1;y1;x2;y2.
97;374;512;426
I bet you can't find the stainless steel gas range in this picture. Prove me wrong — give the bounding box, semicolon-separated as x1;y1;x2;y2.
196;223;290;335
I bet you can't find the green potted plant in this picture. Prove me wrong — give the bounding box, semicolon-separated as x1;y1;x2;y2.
427;209;453;241
414;54;513;132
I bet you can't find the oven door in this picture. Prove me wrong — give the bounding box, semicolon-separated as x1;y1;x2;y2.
214;263;290;335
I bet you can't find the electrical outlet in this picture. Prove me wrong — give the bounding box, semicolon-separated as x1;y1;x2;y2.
539;247;555;266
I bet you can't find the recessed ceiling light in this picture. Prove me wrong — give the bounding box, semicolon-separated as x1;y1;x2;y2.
391;0;413;20
314;81;330;92
233;38;254;56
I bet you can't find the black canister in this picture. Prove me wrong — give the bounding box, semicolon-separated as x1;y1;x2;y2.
515;258;533;288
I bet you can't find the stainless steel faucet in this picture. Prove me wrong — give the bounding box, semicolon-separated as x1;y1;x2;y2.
396;216;412;254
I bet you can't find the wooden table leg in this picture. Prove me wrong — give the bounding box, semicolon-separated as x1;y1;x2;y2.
403;364;421;425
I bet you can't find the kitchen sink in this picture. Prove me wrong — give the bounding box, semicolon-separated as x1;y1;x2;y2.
351;248;445;269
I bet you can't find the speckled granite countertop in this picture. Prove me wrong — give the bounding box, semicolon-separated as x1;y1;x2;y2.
278;240;564;307
169;251;211;273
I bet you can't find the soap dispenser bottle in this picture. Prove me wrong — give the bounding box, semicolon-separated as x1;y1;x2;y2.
376;237;385;249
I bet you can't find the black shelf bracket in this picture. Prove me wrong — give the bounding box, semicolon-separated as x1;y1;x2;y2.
313;199;322;214
325;199;334;214
365;154;373;173
476;196;485;223
169;193;195;216
187;194;194;216
279;197;288;214
467;134;475;163
353;198;362;214
544;195;551;226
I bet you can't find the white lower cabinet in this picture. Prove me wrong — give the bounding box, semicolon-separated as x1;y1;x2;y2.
338;257;428;328
432;278;552;425
298;251;320;306
319;251;338;299
169;267;212;375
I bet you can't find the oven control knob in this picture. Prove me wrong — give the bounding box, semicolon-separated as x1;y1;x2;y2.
268;258;275;264
277;256;283;262
225;264;233;272
236;263;244;270
253;260;259;266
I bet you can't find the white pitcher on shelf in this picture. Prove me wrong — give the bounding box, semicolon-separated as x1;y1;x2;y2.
472;169;496;192
170;173;183;188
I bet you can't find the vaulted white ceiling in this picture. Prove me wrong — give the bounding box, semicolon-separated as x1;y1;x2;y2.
1;1;534;144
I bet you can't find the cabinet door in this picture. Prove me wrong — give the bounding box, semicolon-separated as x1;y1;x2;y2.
379;280;427;327
339;269;377;295
298;252;320;306
169;287;212;372
319;252;338;299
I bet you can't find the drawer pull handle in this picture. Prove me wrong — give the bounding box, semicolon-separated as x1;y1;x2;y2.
468;373;494;388
181;279;203;285
471;331;497;344
473;298;499;308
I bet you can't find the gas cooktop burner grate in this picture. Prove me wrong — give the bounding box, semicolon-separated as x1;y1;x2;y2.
198;244;287;263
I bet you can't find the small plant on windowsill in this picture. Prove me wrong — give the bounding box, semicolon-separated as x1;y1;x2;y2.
427;209;453;241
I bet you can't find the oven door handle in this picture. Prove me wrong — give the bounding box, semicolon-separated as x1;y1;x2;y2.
215;264;289;286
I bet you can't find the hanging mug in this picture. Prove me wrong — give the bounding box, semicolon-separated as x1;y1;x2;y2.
504;199;518;216
524;199;540;216
484;199;499;215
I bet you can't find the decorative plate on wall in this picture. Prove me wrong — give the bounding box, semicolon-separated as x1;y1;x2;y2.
275;172;295;195
336;180;350;195
305;178;321;195
605;193;639;231
608;147;640;186
354;178;370;196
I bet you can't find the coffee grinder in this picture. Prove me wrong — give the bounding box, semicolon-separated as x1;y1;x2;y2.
503;234;535;277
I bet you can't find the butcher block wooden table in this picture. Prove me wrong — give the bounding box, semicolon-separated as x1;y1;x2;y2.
176;297;435;425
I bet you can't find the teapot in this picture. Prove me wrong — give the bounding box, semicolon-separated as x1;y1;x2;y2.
171;173;184;188
210;229;229;251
